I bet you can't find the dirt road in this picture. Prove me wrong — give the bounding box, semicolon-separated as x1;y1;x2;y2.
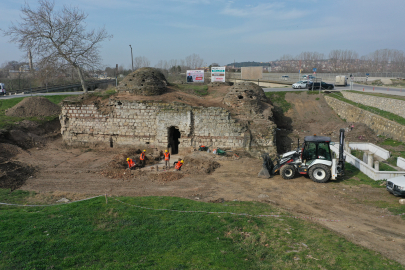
15;138;405;266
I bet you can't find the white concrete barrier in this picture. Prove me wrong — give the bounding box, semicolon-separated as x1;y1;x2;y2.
330;144;405;181
348;142;390;160
398;157;405;170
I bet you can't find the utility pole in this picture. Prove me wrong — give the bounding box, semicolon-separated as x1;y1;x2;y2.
115;64;118;86
129;45;134;72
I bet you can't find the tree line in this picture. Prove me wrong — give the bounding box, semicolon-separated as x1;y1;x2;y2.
277;49;405;73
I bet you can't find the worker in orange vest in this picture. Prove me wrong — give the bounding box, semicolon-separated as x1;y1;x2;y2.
126;157;136;169
140;150;146;167
175;160;184;171
164;150;171;169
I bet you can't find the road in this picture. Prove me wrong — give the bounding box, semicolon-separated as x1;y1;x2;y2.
264;83;405;96
0;91;88;100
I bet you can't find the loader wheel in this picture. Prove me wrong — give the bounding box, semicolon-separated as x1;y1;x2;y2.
309;164;331;183
280;165;296;180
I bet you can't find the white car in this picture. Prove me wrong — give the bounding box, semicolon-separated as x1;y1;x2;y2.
387;175;405;197
0;83;5;95
292;80;309;89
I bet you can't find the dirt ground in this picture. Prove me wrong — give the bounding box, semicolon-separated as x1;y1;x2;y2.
2;91;405;265
273;92;384;153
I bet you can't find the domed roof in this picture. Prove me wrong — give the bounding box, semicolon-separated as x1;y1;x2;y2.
117;67;167;96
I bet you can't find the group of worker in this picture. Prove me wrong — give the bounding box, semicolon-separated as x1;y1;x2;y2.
126;149;184;171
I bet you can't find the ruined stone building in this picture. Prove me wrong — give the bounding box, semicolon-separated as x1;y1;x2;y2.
60;68;277;156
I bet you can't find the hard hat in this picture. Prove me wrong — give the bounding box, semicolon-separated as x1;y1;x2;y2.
165;150;168;152
181;160;184;163
143;150;146;152
126;158;130;161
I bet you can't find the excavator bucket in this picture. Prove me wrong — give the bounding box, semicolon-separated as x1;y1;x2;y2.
258;153;274;179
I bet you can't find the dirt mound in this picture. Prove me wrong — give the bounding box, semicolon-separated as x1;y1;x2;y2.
0;161;36;191
181;151;221;174
273;92;383;152
107;148;162;170
0;119;61;150
117;67;167;96
223;82;270;115
100;148;163;180
0;143;24;162
5;96;61;117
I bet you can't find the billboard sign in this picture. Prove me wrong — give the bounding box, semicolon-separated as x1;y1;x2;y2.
211;67;225;82
186;70;204;83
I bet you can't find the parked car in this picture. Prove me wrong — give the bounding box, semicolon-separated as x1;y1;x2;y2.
307;81;334;90
0;83;6;95
302;75;316;80
387;175;405;197
292;80;309;89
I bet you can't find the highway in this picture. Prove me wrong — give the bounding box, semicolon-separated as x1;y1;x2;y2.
263;83;405;96
0;91;87;100
1;83;405;99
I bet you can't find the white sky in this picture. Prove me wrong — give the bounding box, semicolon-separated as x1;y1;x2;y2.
1;0;405;69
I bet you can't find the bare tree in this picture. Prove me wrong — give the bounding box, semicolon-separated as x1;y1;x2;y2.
185;54;203;69
134;56;150;70
3;0;112;92
328;50;342;72
296;52;324;72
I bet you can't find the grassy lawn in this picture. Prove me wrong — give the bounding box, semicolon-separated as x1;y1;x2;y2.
266;92;294;112
90;89;117;100
0;95;72;129
175;83;209;96
0;190;403;269
332;163;405;217
350;149;397;172
376;137;405;168
266;91;324;113
329;92;405;125
339;163;387;188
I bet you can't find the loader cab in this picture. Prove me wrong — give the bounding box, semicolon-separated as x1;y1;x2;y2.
301;135;332;164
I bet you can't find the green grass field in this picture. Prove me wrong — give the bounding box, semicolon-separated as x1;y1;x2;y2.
175;84;209;96
0;189;403;269
0;95;72;129
328;92;405;126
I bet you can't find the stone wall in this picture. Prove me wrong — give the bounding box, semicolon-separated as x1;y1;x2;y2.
342;92;405;119
60;99;275;153
325;96;405;142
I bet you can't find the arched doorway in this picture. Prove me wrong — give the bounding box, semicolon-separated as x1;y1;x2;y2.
168;126;181;154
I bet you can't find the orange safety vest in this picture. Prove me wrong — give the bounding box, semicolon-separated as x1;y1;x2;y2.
127;159;136;168
140;152;145;160
175;162;183;170
164;152;170;161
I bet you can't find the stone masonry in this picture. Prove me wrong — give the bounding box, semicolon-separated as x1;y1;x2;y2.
325;96;405;142
60;99;258;150
341;92;405;119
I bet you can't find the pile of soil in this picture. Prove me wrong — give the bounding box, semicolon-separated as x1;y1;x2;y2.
181;151;221;174
108;148;162;169
274;92;383;152
100;148;163;179
5;97;61;117
0;143;23;163
0;161;36;191
0;119;61;150
117;67;167;96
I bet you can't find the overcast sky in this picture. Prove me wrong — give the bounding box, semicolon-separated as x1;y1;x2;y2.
1;0;405;69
